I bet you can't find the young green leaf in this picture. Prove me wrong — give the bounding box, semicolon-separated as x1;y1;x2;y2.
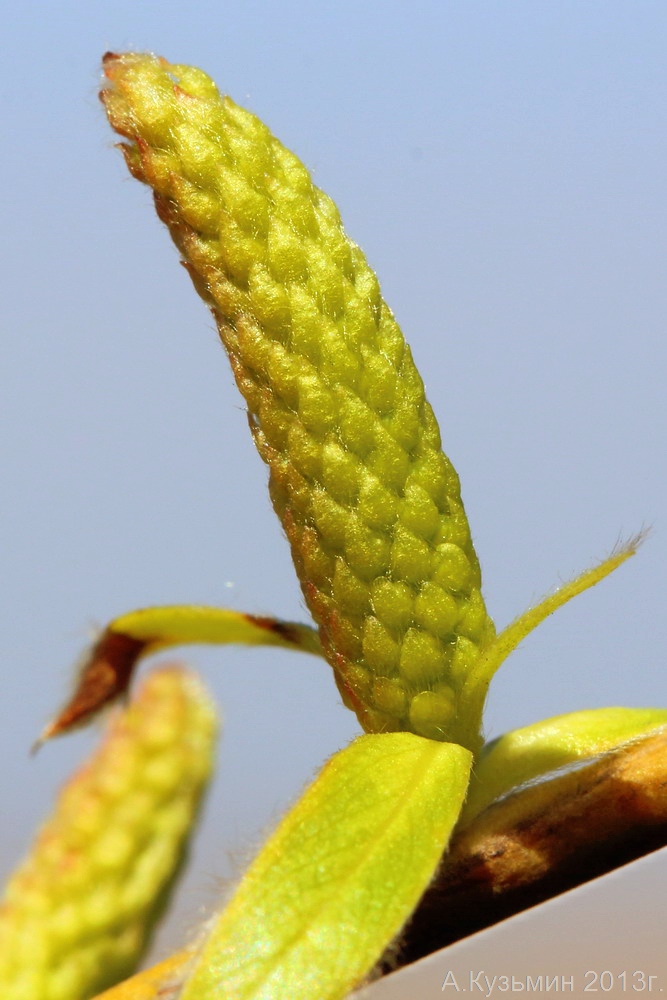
180;733;471;1000
394;725;667;963
460;537;643;729
461;705;667;826
37;607;320;744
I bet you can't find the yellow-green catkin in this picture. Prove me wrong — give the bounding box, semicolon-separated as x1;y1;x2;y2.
101;52;496;750
0;666;217;1000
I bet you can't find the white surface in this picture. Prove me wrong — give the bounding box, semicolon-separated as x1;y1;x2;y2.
358;848;667;998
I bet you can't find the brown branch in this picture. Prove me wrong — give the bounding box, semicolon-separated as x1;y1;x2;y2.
389;727;667;969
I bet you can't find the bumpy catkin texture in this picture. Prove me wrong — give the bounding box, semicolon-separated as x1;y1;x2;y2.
0;667;217;1000
101;53;495;747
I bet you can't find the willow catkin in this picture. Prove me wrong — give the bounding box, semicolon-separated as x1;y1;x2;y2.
0;667;217;1000
101;53;495;749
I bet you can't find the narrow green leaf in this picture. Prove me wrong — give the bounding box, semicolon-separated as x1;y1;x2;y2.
462;537;641;714
181;733;471;1000
39;606;320;743
461;706;667;826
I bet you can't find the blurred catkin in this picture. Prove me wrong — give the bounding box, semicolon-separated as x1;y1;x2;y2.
101;53;495;749
0;667;217;1000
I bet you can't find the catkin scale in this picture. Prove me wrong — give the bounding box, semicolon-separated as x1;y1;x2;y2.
102;53;496;749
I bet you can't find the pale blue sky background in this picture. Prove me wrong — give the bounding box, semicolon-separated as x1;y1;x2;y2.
2;0;666;966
